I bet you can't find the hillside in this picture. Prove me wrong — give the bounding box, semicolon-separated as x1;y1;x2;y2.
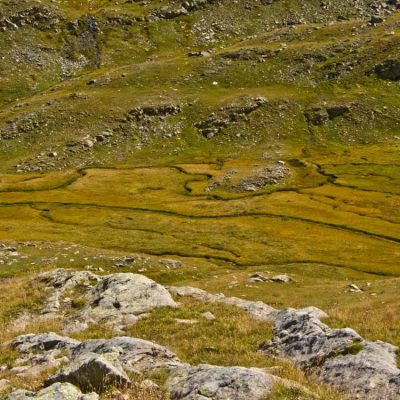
0;0;400;399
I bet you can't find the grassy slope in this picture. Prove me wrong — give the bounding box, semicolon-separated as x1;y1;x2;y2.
0;0;400;398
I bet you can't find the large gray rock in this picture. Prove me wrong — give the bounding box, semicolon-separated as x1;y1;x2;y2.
319;341;400;399
5;382;98;400
167;364;275;400
259;310;363;366
259;310;400;399
83;273;177;323
12;332;80;354
37;270;177;330
71;336;182;373
46;352;130;392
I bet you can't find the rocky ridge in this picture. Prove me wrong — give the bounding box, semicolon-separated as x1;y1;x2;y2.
6;332;290;400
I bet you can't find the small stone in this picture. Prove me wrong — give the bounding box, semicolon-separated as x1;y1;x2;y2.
349;284;362;293
202;311;216;320
175;318;198;325
270;274;292;283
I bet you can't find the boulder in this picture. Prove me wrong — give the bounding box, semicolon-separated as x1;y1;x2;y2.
46;352;130;392
5;382;98;400
258;310;400;399
82;273;177;324
12;332;80;354
259;309;364;366
36;270;177;329
167;364;275;400
71;336;182;373
319;341;400;399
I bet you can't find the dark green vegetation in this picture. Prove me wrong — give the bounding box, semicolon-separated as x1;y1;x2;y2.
0;0;400;398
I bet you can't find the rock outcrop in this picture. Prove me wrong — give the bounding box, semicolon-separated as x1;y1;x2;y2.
8;272;400;400
37;269;177;331
82;273;178;324
167;364;275;400
8;332;292;399
195;97;266;138
258;309;400;400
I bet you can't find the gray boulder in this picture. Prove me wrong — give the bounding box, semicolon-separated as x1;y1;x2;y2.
167;364;275;400
5;382;98;400
36;270;177;330
259;310;400;399
46;352;130;392
71;336;182;373
259;310;364;366
12;332;80;353
83;273;177;323
319;341;400;399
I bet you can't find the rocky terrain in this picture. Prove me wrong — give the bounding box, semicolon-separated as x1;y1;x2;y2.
1;0;400;399
1;268;398;399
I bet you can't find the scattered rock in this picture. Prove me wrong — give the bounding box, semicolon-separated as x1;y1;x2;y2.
249;273;292;283
235;163;291;192
127;105;181;121
0;6;62;32
195;97;266;138
11;333;182;392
